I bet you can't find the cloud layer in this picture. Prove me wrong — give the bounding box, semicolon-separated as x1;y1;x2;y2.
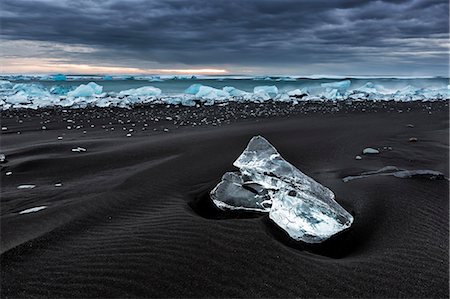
1;0;448;75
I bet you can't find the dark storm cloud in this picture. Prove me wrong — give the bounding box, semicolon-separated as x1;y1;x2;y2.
0;0;448;74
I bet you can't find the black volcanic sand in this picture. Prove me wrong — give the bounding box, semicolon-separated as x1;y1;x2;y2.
1;101;448;298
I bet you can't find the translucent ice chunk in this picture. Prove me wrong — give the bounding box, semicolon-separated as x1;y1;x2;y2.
118;86;161;97
253;85;278;96
185;84;203;95
0;80;13;90
223;86;248;97
210;172;271;212
13;83;50;97
211;136;353;243
53;74;67;81
68;82;103;97
321;80;351;95
196;86;229;98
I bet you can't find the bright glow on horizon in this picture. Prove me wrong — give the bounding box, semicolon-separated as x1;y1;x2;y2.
0;58;228;75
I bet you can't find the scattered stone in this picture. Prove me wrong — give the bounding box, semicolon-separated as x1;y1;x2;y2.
355;155;362;160
409;137;418;142
54;183;63;187
5;171;12;176
0;153;6;163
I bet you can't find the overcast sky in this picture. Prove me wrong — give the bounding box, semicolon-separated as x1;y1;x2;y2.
0;0;448;75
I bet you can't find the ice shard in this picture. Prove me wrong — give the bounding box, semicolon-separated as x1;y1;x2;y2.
210;136;353;243
210;172;271;212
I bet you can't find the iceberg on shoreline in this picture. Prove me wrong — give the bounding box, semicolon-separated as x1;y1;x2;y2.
67;82;103;97
0;79;448;110
210;136;354;243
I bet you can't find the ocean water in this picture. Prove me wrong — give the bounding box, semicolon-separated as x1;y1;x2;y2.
1;75;449;109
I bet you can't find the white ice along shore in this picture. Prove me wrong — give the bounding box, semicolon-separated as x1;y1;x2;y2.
0;79;449;110
210;136;354;243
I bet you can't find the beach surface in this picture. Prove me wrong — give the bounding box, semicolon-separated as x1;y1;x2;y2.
1;101;448;298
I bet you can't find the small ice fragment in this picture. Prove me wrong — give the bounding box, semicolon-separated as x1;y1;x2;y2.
126;133;132;137
362;148;379;154
71;147;87;152
19;206;47;214
6;171;12;176
54;183;63;187
355;155;362;160
0;154;6;163
57;136;63;140
17;184;36;189
1;127;7;131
